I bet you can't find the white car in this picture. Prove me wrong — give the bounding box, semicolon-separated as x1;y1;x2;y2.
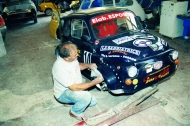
0;15;7;41
79;0;145;21
2;0;37;26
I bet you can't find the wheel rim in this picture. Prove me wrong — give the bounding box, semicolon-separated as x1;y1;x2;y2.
45;9;52;16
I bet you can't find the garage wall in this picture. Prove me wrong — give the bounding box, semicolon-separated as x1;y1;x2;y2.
0;1;5;12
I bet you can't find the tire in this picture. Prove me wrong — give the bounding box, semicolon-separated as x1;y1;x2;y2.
2;35;6;41
56;29;60;40
5;20;10;27
55;46;59;59
34;16;37;23
45;8;52;16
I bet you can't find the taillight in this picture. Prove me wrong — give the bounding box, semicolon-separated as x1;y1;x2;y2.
0;16;5;27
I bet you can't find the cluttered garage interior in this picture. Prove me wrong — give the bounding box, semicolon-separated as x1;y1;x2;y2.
0;0;190;125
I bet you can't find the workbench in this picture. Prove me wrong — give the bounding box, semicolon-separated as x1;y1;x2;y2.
177;15;190;39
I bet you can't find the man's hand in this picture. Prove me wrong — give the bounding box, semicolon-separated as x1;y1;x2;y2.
92;76;104;84
88;63;97;70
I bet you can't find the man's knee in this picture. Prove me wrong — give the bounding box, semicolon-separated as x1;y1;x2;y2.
82;91;92;102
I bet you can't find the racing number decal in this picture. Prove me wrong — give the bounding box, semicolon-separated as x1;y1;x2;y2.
83;51;92;63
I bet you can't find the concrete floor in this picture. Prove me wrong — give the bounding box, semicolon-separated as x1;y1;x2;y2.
0;13;190;126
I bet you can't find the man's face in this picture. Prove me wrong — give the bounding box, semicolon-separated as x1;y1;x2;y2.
66;44;79;62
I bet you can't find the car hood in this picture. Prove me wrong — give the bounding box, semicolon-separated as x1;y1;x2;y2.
98;32;170;63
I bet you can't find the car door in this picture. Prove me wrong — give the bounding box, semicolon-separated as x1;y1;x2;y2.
49;10;59;39
70;19;95;64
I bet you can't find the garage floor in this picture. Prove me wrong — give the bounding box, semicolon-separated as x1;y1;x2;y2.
0;13;190;126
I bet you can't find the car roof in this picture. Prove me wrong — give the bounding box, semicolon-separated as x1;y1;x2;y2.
69;7;131;16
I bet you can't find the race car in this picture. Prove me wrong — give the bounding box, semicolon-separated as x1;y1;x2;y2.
55;7;179;94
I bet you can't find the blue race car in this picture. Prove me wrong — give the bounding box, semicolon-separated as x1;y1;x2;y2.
56;7;179;94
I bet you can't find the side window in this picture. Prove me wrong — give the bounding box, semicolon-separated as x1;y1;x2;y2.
45;0;53;2
104;0;113;5
63;19;70;37
125;0;133;5
71;19;90;39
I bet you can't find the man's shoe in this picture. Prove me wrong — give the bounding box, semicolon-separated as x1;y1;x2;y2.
69;111;83;121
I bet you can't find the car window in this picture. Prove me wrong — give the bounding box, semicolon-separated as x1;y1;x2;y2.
126;0;133;5
71;19;90;39
63;19;70;37
7;0;32;6
91;11;142;39
103;0;121;6
45;0;54;2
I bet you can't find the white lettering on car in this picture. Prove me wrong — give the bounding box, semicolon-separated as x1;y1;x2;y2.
112;36;133;45
133;39;152;47
112;35;155;45
149;37;166;51
84;51;92;63
100;46;141;56
131;35;155;40
90;12;134;24
123;55;136;61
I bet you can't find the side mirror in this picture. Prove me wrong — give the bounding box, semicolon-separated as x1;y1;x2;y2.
81;35;90;42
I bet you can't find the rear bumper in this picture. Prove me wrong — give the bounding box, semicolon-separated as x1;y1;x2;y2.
7;13;35;20
0;25;7;40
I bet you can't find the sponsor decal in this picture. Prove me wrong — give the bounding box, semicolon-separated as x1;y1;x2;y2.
112;34;155;45
149;41;163;51
77;49;81;54
133;39;152;47
108;50;127;55
101;54;107;57
146;67;152;73
149;37;167;51
159;37;167;46
100;46;141;56
107;55;120;57
112;36;133;45
100;54;120;57
132;35;155;40
123;55;136;61
143;65;170;84
90;12;134;24
83;51;92;63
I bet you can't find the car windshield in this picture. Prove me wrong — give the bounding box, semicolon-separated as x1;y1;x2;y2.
7;0;31;6
91;11;142;39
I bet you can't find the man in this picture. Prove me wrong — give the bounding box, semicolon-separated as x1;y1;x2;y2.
52;41;103;120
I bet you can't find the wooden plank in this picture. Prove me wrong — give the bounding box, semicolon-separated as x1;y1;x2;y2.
95;99;160;126
73;87;158;126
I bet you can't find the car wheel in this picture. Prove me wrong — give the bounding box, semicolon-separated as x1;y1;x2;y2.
34;16;37;23
5;20;10;27
2;35;6;41
45;8;52;16
55;46;59;59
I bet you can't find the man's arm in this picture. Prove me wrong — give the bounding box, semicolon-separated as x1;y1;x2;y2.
68;76;103;91
79;63;97;70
